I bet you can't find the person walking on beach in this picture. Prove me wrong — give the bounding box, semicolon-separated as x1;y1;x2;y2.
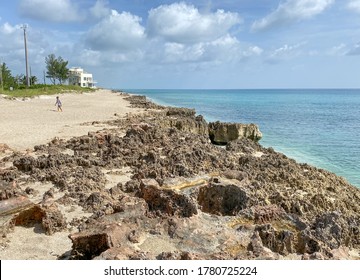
55;96;62;112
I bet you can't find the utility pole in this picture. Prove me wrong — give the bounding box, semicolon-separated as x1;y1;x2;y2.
22;24;30;88
0;58;3;91
0;69;3;92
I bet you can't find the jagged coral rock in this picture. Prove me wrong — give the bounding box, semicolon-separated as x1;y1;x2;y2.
209;121;262;144
198;178;254;216
138;179;198;218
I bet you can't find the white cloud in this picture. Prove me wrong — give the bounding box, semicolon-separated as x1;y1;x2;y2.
19;0;83;22
0;23;50;77
327;43;347;55
90;0;111;19
244;46;264;57
0;22;20;35
347;42;360;55
163;42;205;63
150;34;262;66
265;43;305;63
0;23;24;52
252;0;334;31
85;10;146;51
147;2;242;44
75;49;102;67
347;0;360;13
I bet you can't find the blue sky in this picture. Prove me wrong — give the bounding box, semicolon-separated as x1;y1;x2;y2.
0;0;360;89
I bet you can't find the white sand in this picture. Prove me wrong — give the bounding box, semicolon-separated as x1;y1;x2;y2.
0;89;142;151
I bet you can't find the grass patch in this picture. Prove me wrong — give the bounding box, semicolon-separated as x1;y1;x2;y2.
0;84;96;98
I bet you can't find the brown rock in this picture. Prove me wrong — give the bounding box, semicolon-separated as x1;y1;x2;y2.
41;203;67;235
198;178;253;216
138;181;198;218
69;230;113;260
209;121;262;144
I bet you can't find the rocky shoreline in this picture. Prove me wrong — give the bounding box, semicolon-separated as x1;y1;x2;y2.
1;92;359;260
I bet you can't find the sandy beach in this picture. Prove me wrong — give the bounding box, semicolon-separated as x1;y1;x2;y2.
0;89;143;152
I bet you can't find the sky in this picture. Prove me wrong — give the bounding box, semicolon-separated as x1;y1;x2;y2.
0;0;360;89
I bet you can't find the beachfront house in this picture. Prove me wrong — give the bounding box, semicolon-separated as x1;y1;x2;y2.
68;67;96;88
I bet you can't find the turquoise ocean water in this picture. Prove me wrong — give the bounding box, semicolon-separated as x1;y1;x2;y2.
124;89;360;188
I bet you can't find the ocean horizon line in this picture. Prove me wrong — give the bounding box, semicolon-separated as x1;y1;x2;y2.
118;88;360;91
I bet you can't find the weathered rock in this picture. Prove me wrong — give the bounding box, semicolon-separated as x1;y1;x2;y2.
69;227;113;259
164;108;208;135
156;251;203;260
247;231;280;259
138;179;198;218
5;202;66;235
0;180;24;201
0;196;33;216
128;230;141;243
11;204;43;226
209;121;262;144
41;203;67;235
124;95;164;109
0;143;11;153
198;178;253;216
226;138;264;154
13;156;36;172
254;224;296;255
310;211;359;249
241;205;287;224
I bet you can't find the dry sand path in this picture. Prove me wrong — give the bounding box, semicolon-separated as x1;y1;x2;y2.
0;89;142;151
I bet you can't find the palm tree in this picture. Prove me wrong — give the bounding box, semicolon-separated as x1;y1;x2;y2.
30;76;38;85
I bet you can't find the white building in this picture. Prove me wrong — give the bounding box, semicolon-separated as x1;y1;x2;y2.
68;67;96;88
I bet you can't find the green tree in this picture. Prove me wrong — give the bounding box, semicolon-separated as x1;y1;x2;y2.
30;75;38;85
56;56;69;85
45;54;58;85
15;74;26;88
0;63;16;90
15;74;37;87
45;54;69;85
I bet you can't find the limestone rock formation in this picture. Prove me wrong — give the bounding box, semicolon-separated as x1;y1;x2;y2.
209;121;262;144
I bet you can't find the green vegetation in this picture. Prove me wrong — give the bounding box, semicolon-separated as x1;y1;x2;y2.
45;54;69;85
1;62;39;90
0;84;95;98
0;53;96;98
